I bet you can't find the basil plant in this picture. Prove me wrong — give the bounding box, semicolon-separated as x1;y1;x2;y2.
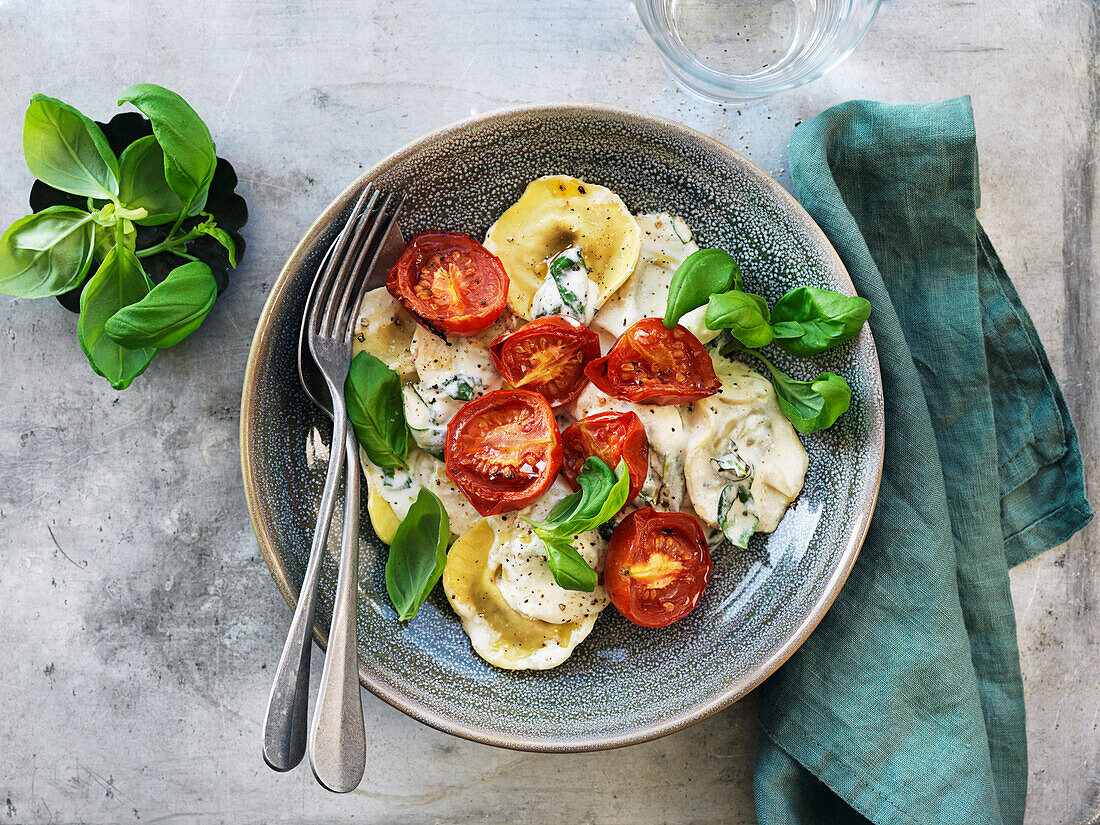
0;85;240;389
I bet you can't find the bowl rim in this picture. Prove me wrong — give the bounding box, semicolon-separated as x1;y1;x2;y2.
240;102;884;752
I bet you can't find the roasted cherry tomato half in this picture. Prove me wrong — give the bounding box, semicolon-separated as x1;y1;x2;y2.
606;508;713;628
561;411;649;506
584;318;720;405
445;389;563;516
489;315;601;408
387;231;509;337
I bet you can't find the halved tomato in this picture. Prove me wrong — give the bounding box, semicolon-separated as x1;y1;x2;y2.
606;508;712;628
387;231;509;337
489;315;601;408
584;318;720;405
561;412;648;506
445;389;562;516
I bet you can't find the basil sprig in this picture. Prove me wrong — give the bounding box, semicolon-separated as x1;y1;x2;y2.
385;487;449;621
664;245;870;433
524;457;631;592
0;85;240;389
705;289;773;348
770;286;872;357
344;352;411;469
725;344;851;434
663;248;740;328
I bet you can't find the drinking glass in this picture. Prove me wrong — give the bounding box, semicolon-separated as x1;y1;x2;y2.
635;0;881;101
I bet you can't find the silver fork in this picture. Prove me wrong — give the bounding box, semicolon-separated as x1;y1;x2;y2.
262;186;404;793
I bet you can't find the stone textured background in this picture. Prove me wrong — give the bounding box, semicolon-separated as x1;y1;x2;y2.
0;1;1096;823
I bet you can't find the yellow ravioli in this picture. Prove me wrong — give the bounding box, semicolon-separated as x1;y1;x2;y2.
484;175;642;319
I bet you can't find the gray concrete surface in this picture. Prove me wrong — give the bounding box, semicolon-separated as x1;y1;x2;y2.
0;1;1096;823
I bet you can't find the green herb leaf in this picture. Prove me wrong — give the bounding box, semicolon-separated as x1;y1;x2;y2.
385;487;450;621
194;220;238;268
77;245;156;390
545;246;589;319
718;481;758;549
104;261;217;349
736;349;851;434
540;534;599;592
0;207;95;298
773;370;851;434
528;457;630;537
664;248;741;329
524;457;630;592
770;286;871;357
439;375;475;401
549;246;585;281
23;94;120;199
117;135;187;226
117;84;216;210
345;352;411;469
704;289;773;347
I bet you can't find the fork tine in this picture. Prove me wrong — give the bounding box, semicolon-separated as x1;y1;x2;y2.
309;186;375;339
327;192;391;342
318;189;382;338
332;191;404;345
344;193;405;345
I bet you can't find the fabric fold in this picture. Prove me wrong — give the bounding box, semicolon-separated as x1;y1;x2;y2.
753;97;1091;825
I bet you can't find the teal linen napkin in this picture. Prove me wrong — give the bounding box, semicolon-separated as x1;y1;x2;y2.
753;97;1092;825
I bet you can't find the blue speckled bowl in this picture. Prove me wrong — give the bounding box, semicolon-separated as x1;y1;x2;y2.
240;105;883;752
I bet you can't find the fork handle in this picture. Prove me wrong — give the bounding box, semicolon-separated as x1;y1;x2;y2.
309;425;366;792
261;410;348;772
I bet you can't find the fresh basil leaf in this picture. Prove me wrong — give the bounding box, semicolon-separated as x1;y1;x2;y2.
527;457;627;536
571;458;631;533
77;245;156;390
542;492;582;527
0;207;95;298
195;220;238;268
345;352;410;469
770;321;806;338
23;94;120;199
538;457;618;528
770;286;871;357
117;135;186;226
104;261;217;349
385;487;450;620
772;370;851;434
540;533;598;593
117;84;216;211
664;248;740;329
767;364;850;434
733;348;852;433
704;289;773;347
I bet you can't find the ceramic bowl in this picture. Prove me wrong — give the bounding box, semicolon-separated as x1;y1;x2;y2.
240;104;883;752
